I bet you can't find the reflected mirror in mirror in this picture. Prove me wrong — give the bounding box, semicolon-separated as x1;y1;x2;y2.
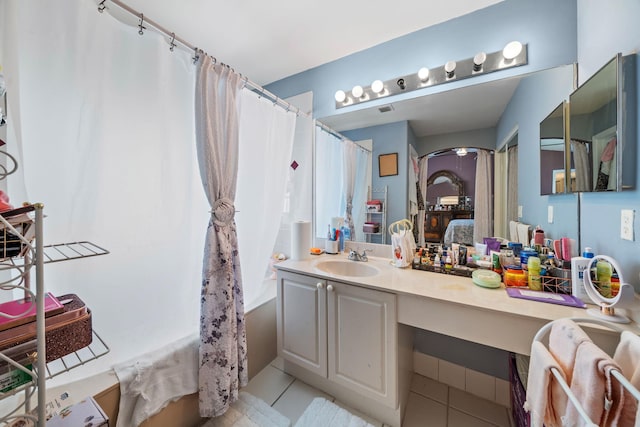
540;102;568;195
568;54;636;192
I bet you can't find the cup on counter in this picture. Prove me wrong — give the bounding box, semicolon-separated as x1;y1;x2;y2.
325;239;339;254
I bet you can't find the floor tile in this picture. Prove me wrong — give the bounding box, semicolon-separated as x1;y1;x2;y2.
448;408;496;427
333;400;384;427
410;373;449;405
449;387;511;427
413;351;439;380
465;369;496;402
242;364;294;406
438;360;465;390
402;392;447;427
270;356;286;371
272;379;334;425
495;378;511;408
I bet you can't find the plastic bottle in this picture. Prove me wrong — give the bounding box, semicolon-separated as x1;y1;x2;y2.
528;256;542;291
596;259;612;298
571;247;594;302
434;254;441;268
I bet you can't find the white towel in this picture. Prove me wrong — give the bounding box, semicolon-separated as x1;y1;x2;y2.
613;331;640;426
294;398;376;427
524;341;566;427
509;220;518;243
516;222;531;246
548;319;592;419
203;392;291;427
563;341;623;427
114;334;199;427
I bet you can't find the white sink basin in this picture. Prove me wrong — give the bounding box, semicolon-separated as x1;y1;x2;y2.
315;259;380;277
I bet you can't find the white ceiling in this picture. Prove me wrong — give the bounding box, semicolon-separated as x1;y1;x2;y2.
105;0;503;86
102;0;512;138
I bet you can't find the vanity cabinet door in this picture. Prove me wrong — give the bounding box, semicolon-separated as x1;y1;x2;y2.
276;271;327;377
327;280;397;408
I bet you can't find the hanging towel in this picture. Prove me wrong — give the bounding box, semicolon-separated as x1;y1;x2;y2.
114;334;199;427
613;331;640;426
563;341;624;427
509;220;518;243
548;319;592;418
516;222;531;246
524;341;566;427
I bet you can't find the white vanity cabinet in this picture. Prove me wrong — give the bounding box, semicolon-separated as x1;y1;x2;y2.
276;270;398;408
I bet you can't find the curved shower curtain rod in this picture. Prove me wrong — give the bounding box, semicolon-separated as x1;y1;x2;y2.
315;120;372;154
96;0;310;118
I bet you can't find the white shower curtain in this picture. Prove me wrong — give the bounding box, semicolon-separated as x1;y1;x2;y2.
473;149;493;245
417;156;429;247
315;128;344;238
571;140;591;192
351;145;370;242
507;145;518;223
235;90;296;300
195;55;247;417
342;140;359;239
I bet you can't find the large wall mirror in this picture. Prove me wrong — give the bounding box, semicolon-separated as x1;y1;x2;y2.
568;53;637;192
317;65;577;246
540;102;569;195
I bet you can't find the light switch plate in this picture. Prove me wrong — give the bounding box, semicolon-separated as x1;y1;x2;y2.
518;205;523;218
621;209;634;241
548;205;554;224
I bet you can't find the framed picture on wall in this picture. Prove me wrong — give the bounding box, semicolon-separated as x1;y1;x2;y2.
379;153;398;177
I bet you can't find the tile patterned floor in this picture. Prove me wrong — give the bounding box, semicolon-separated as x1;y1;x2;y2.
243;358;514;427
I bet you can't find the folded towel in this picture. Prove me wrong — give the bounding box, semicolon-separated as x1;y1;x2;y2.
294;398;376;427
509;221;518;243
563;341;624;427
114;334;199;427
516;222;531;246
524;341;566;427
548;319;592;419
613;331;640;426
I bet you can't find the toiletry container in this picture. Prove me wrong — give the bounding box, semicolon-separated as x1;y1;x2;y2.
504;266;526;287
527;256;542;291
570;247;594;302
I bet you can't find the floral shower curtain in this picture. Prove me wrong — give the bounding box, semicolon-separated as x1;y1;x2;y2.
195;54;247;417
342;139;358;239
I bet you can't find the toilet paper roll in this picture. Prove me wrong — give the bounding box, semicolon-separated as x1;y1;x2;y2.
291;220;312;261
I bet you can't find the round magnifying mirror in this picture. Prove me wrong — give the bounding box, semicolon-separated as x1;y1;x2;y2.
583;255;637;323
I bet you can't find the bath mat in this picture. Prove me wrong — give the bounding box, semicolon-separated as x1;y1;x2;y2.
202;391;291;427
294;397;376;427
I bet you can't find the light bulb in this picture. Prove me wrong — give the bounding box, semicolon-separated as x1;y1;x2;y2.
334;90;346;103
445;61;456;78
456;148;468;157
371;80;384;94
352;85;364;98
418;67;430;82
473;52;486;71
503;41;523;60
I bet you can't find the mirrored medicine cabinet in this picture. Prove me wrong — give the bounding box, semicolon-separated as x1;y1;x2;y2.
539;53;637;194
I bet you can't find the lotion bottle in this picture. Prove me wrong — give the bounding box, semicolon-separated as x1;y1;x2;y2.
571;247;594;302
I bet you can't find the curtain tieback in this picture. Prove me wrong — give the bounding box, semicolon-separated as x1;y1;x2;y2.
211;197;235;226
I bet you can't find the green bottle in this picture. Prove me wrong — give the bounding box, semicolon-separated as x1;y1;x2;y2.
596;259;612;298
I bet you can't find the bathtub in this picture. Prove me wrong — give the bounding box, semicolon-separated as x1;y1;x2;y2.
244;279;278;379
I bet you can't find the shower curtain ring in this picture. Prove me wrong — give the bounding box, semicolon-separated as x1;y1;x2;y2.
193;48;200;64
138;13;146;35
169;33;176;52
98;0;106;12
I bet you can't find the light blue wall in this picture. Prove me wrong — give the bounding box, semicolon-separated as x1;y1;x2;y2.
576;0;640;288
342;122;410;242
266;0;578;121
497;65;578;243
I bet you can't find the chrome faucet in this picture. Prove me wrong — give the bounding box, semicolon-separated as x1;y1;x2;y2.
348;248;371;262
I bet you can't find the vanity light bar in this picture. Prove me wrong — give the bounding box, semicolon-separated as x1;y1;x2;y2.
334;42;528;109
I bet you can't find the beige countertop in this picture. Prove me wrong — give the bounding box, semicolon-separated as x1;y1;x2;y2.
276;253;640;355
